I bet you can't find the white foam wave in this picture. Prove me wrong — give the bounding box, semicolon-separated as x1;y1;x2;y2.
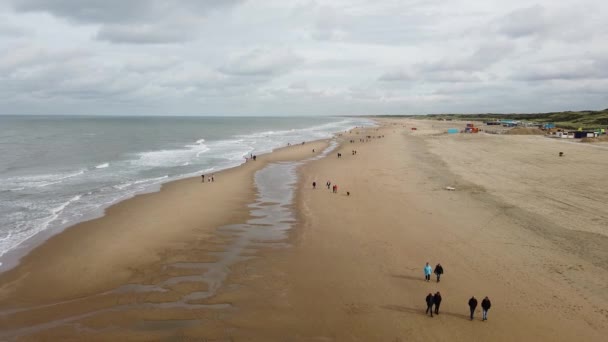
132;141;210;167
0;194;82;259
133;175;168;185
0;170;86;190
95;163;109;169
113;175;168;190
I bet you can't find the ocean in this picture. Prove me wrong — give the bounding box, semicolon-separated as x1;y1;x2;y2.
0;115;374;268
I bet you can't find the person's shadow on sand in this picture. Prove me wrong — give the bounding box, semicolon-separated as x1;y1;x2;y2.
391;274;425;282
381;305;470;320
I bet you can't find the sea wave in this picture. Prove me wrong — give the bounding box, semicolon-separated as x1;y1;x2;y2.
0;194;82;259
0;169;86;190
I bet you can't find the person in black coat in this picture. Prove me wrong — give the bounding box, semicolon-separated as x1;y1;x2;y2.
434;263;444;282
425;293;434;317
468;296;478;320
481;296;492;321
433;291;442;315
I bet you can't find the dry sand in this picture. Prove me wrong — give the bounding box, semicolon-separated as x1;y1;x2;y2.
1;119;607;341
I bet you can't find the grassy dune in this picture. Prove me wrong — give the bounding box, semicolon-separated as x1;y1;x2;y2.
377;109;608;130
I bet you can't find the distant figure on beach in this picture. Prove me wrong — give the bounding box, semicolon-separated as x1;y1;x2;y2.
433;292;442;315
468;296;478;320
424;262;432;282
211;174;215;182
481;296;492;321
332;185;337;193
326;181;331;189
312;149;315;153
426;293;434;317
201;174;205;183
312;181;316;189
559;152;564;157
253;155;257;161
434;263;444;282
346;191;350;196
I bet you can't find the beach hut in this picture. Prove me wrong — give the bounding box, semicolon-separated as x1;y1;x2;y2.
447;128;459;134
573;131;593;138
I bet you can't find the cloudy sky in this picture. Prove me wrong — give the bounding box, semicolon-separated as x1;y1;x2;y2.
1;0;607;116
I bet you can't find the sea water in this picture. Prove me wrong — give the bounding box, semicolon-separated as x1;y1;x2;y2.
0;115;374;269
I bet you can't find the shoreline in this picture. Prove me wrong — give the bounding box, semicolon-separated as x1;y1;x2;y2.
0;116;375;273
0;137;332;308
0;134;347;274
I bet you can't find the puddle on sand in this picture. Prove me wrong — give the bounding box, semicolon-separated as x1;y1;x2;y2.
0;141;338;339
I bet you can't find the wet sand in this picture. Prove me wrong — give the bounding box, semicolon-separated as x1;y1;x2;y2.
1;119;607;341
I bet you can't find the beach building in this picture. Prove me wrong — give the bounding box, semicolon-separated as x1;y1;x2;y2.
501;119;519;127
573;131;595;138
543;123;556;129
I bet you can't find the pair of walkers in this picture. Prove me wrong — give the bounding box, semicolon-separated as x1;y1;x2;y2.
425;292;442;317
469;296;492;321
424;262;443;282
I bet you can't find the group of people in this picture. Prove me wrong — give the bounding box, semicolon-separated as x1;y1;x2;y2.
424;262;443;282
313;180;340;194
468;296;492;321
423;262;492;321
200;174;215;183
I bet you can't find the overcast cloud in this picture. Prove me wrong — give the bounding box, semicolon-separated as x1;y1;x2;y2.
1;0;607;115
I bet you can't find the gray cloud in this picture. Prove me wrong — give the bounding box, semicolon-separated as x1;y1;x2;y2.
496;5;546;38
95;24;195;44
379;41;513;83
219;48;303;77
10;0;243;23
1;0;607;115
511;58;608;81
9;0;244;44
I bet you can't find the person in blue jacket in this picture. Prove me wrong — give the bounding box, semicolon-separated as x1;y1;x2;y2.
424;262;432;282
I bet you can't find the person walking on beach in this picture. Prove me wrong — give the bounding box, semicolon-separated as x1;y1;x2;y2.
481;296;492;321
425;293;434;317
201;174;205;183
434;263;444;282
211;174;215;182
433;292;442;315
468;296;478;320
424;262;432;282
313;181;316;189
326;181;331;189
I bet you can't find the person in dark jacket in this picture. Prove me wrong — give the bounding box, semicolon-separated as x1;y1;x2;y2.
481;296;492;321
433;291;442;315
468;296;478;320
425;293;434;317
434;263;444;282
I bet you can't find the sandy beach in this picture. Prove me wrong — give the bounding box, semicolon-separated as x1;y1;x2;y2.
1;119;607;341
